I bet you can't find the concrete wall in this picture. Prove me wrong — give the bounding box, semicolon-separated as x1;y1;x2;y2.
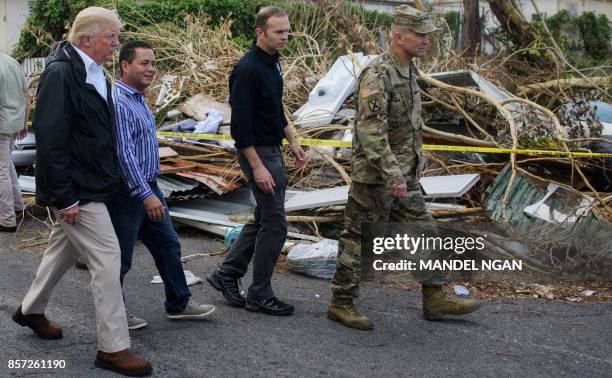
0;0;31;53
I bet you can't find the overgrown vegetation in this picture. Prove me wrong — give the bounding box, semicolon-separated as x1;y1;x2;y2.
12;0;391;60
541;10;611;64
574;11;611;61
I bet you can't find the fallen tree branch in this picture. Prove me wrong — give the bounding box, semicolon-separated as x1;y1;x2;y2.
312;148;352;185
229;214;344;223
517;76;612;97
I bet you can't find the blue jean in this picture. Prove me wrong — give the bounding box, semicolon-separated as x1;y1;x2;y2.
108;181;190;313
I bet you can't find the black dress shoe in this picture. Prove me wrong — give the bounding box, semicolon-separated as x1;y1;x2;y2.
245;297;294;316
0;224;17;233
206;269;246;307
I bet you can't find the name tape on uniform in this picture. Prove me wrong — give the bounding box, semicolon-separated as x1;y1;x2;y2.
157;132;612;158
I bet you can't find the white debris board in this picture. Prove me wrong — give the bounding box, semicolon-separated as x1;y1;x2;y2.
284;186;349;212
18;175;36;193
14;132;35;149
284;174;480;212
170;188;253;226
523;183;593;223
292;53;376;128
420;173;480;199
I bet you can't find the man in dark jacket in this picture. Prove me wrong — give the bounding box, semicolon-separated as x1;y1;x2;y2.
207;6;305;316
12;7;152;377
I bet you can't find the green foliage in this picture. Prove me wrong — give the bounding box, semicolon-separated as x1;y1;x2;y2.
545;9;572;30
541;10;580;51
13;0;259;59
575;11;611;61
13;0;391;61
444;10;461;34
115;0;258;38
12;0;98;60
531;10;611;64
200;0;257;38
442;11;460;47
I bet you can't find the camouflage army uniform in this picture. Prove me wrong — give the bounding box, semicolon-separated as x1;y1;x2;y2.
331;51;443;300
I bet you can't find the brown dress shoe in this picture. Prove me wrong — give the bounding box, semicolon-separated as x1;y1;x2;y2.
95;349;152;377
12;305;63;339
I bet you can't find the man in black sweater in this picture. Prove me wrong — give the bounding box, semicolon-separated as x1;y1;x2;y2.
207;6;305;316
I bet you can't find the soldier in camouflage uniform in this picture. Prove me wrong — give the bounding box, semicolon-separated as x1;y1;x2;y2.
328;5;481;330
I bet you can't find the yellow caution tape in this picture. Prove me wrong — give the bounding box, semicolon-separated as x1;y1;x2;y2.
25;122;610;157
424;145;612;158
158;131;234;142
157;131;612;158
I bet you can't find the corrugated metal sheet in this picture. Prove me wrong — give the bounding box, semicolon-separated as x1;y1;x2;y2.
157;175;201;199
486;165;547;230
486;165;609;234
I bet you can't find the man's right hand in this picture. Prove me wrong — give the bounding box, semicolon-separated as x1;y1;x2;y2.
144;195;166;222
253;165;275;194
16;125;28;140
58;206;79;225
388;180;408;198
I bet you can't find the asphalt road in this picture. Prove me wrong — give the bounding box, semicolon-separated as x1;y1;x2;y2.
1;221;611;377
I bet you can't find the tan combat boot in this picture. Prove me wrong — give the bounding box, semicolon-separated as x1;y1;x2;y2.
327;296;374;330
422;285;481;321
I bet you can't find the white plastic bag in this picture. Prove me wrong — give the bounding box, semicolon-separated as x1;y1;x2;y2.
287;239;338;279
194;109;223;134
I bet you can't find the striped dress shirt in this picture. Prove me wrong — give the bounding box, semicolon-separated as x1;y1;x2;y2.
113;80;159;201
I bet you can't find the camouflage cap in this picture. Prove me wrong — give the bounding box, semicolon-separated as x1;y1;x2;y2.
393;5;438;34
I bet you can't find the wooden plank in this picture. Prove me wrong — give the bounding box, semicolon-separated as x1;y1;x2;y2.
165;157;242;177
159;164;197;174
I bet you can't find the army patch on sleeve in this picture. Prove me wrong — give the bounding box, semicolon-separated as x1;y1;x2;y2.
361;86;380;99
367;97;382;112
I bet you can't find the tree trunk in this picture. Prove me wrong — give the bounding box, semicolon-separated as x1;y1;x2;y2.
487;0;554;67
462;0;482;54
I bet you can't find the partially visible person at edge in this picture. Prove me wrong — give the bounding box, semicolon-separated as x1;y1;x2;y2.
0;50;30;233
110;40;216;331
327;5;481;330
12;7;152;376
207;6;306;316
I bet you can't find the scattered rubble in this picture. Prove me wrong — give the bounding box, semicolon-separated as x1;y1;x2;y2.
13;7;611;292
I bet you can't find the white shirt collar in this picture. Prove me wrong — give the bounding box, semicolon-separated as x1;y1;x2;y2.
72;44;99;71
71;44;108;101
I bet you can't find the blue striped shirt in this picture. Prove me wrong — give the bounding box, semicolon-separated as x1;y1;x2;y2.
113;80;159;201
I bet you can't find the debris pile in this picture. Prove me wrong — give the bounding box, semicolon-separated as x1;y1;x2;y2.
15;5;611;285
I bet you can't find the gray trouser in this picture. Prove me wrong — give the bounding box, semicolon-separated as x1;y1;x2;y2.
0;133;24;227
221;145;288;301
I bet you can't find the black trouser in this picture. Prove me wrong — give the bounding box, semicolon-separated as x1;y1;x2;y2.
220;145;288;301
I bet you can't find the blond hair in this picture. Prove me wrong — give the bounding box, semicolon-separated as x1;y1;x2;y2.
67;7;123;45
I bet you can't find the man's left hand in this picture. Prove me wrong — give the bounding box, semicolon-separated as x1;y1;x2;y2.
144;194;167;222
290;141;306;168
